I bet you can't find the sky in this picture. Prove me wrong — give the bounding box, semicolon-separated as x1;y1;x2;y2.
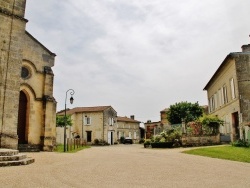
25;0;250;123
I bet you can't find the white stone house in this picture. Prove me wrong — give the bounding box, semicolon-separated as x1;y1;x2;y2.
57;106;117;145
204;43;250;142
117;116;141;143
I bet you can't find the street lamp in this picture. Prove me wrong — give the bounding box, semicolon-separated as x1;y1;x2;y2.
64;89;75;152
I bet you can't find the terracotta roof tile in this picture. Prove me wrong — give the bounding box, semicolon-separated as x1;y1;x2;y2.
117;116;141;123
57;106;113;115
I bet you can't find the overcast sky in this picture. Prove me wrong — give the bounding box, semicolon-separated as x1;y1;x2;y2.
25;0;250;122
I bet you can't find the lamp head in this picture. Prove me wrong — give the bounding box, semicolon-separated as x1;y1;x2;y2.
70;96;74;104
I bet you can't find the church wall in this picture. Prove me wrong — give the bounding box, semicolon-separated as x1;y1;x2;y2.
0;0;27;149
21;33;56;151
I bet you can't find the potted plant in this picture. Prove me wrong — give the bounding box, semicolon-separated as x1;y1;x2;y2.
144;139;151;148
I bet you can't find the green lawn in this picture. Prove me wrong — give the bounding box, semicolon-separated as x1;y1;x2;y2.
55;144;90;153
182;145;250;163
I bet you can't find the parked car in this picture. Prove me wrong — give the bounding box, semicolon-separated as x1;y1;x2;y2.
123;137;133;144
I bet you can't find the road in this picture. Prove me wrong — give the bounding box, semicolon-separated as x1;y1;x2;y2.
1;144;250;188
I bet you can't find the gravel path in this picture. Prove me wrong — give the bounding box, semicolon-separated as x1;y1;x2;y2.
1;144;250;188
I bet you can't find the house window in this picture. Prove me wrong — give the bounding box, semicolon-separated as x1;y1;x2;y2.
214;92;218;109
223;86;228;103
222;85;228;105
218;89;222;107
84;117;91;125
109;117;114;126
209;96;215;112
230;78;236;99
134;132;137;139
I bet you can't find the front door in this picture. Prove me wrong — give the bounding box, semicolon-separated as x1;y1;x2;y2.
86;131;92;142
108;131;113;145
232;112;239;141
17;91;28;144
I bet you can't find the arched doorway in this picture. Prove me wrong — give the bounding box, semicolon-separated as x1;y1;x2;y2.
17;90;28;144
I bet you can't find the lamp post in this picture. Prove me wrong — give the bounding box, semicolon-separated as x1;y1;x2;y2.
64;89;75;152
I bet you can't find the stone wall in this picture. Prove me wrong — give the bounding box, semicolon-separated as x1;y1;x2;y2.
181;134;220;146
0;0;27;149
21;32;56;151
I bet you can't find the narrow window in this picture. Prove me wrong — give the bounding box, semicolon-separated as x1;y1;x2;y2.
84;117;91;125
210;96;215;112
230;78;236;99
134;132;137;139
109;117;114;126
218;89;221;107
223;85;228;104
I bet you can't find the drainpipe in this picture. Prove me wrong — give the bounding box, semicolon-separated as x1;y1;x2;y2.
103;111;105;141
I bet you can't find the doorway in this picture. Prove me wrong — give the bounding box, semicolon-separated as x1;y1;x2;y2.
17;91;28;144
232;112;239;141
108;131;113;145
86;131;92;142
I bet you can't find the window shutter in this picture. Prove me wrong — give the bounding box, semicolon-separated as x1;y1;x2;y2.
84;117;87;125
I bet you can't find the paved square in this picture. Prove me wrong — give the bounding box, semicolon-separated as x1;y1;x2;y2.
1;144;250;188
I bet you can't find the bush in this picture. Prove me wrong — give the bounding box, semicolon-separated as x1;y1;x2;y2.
92;139;109;146
120;136;125;143
144;139;151;145
94;139;99;145
231;139;249;148
139;139;145;144
144;139;151;148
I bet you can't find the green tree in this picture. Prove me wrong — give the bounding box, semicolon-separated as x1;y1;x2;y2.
166;101;203;124
56;115;72;127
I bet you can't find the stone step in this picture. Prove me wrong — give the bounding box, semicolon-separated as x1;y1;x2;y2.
0;149;35;167
18;144;40;152
0;149;19;156
0;153;27;161
0;157;35;167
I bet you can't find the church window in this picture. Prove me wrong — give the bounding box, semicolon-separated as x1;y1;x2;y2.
21;66;31;79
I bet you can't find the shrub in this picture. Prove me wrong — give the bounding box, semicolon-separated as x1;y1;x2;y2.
120;136;125;143
232;139;249;148
94;139;99;145
144;139;151;145
144;139;151;148
151;142;173;148
139;139;145;144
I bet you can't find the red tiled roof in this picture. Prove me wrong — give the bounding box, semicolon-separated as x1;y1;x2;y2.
117;116;141;123
57;106;113;115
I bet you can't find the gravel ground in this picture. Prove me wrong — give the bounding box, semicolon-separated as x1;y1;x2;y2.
1;144;250;188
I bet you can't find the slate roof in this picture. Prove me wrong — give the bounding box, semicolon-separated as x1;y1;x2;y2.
203;51;250;90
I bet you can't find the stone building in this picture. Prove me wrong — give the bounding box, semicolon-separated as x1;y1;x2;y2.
57;106;117;145
204;43;250;142
117;116;141;143
144;120;162;139
0;0;57;151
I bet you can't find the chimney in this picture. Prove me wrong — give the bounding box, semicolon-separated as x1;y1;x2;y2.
130;115;134;120
241;44;250;52
147;120;151;123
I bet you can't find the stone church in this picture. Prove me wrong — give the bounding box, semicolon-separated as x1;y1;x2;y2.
0;0;56;151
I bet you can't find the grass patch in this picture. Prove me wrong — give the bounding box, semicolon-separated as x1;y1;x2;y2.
55;144;90;153
183;145;250;163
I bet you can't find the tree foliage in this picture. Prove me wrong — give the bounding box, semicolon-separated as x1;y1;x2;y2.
197;114;224;127
166;101;203;124
56;115;72;127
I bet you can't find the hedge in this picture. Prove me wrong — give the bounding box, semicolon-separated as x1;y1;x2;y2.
151;142;173;148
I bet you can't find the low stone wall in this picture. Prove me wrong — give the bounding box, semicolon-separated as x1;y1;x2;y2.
181;134;220;146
